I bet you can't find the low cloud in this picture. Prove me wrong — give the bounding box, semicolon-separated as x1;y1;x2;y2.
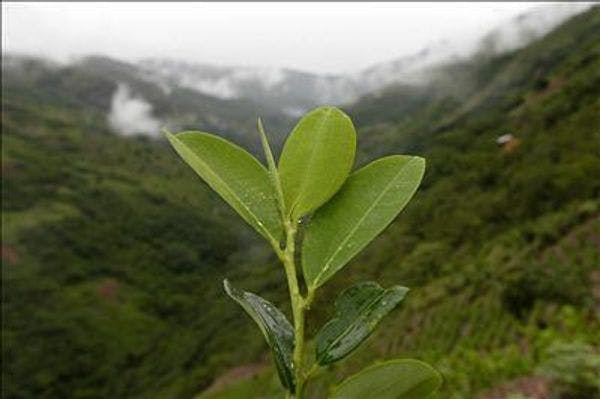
108;83;161;136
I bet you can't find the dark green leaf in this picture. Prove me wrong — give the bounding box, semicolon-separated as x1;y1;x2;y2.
330;359;442;399
223;279;295;392
166;131;282;244
303;155;425;289
316;282;408;365
278;106;356;220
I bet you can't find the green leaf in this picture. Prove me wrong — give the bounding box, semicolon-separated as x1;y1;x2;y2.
257;117;278;176
330;359;442;399
257;118;286;217
278;106;356;220
303;155;425;289
166;131;283;244
223;279;295;392
316;282;408;365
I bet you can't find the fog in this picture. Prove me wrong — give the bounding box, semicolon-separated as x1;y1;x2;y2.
108;84;162;136
1;2;566;74
3;2;592;138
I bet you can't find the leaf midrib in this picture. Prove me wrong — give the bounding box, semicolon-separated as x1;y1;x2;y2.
311;158;418;287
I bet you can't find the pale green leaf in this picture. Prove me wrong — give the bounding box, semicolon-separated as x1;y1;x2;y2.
278;106;356;220
330;359;442;399
316;282;408;365
257;118;286;217
223;279;295;392
303;155;425;288
167;131;283;244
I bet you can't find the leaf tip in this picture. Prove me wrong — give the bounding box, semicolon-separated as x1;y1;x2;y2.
162;127;173;137
412;155;426;171
223;279;233;295
395;285;410;295
163;128;179;146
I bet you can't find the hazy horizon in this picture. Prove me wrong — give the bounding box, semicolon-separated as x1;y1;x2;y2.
1;2;580;74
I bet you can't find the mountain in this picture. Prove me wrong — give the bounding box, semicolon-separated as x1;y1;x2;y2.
3;6;600;399
2;4;589;147
138;4;592;113
476;3;593;55
2;54;294;152
138;59;360;117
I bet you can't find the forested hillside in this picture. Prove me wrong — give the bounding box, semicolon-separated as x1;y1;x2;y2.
3;7;599;399
2;57;294;397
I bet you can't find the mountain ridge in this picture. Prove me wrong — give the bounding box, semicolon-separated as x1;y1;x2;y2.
137;4;592;111
3;3;590;140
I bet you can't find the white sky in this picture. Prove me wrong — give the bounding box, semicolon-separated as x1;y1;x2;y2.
1;2;568;74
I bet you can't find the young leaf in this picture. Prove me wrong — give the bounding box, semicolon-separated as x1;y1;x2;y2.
166;131;283;244
257;118;286;217
330;359;442;399
316;282;408;365
278;106;356;220
223;279;295;392
303;155;425;289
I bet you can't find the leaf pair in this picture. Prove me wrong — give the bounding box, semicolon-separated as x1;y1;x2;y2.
166;106;357;240
223;280;414;394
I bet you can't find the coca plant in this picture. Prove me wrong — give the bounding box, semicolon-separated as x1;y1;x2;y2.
166;106;441;398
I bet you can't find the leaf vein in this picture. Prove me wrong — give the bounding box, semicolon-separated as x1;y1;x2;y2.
312;158;419;286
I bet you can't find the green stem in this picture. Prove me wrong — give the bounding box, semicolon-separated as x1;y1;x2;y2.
281;221;307;399
257;120;309;398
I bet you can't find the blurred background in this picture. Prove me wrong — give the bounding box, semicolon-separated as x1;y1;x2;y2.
2;2;599;398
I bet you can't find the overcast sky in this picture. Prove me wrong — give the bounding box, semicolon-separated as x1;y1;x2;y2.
1;2;573;74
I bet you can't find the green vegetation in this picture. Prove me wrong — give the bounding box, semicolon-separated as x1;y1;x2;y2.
167;106;440;398
3;7;600;399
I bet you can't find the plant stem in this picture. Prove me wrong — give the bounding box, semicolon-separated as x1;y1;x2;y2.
280;220;308;399
258;121;309;398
